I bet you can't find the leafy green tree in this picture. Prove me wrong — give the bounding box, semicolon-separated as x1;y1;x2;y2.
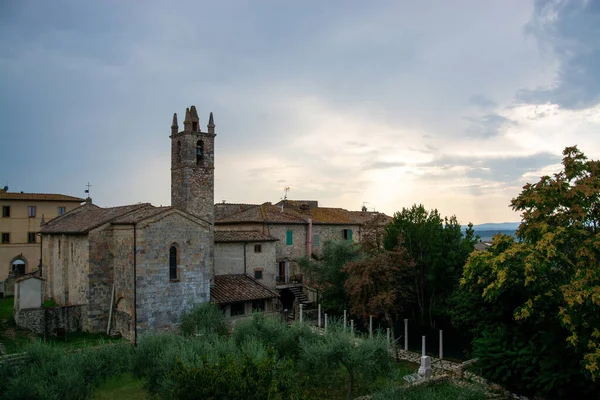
299;240;361;313
179;302;229;337
343;240;416;340
384;204;476;326
455;146;600;397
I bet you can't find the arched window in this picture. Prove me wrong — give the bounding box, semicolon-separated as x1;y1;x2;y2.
177;141;182;163
196;140;204;165
169;246;178;280
11;257;26;275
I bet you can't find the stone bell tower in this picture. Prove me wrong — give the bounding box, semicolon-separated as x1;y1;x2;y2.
170;105;216;226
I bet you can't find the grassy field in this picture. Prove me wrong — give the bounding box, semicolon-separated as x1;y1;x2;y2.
92;374;149;400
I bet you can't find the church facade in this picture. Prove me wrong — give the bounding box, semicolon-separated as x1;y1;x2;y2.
40;106;215;342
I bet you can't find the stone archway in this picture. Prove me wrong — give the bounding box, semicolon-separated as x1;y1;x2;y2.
10;255;27;275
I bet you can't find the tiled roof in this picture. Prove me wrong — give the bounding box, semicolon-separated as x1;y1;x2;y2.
41;203;151;234
214;203;260;220
216;202;307;224
214;230;278;243
348;211;393;225
112;206;172;224
0;191;84;202
212;274;279;304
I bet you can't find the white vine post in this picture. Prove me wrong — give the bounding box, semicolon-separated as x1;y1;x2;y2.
343;310;347;331
299;304;303;322
404;318;408;351
318;304;321;327
369;316;373;338
386;328;391;347
350;319;354;336
418;335;432;378
324;313;328;332
439;330;443;360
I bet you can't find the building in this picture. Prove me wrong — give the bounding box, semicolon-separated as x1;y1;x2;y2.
0;189;84;279
214;200;387;311
39;105;215;342
211;274;279;321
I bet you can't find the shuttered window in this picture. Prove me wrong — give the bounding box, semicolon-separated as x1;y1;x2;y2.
286;230;293;246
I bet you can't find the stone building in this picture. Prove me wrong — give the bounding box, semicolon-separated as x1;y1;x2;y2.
0;189;84;279
211;274;279;322
40;106;216;342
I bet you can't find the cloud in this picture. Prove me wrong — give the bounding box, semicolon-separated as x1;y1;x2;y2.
468;94;497;109
519;0;600;109
464;114;518;138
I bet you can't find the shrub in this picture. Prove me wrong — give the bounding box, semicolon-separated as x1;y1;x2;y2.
179;302;229;337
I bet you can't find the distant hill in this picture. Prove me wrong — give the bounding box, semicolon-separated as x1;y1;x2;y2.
462;222;520;242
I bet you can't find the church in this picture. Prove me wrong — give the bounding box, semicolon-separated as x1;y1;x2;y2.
40;106;215;342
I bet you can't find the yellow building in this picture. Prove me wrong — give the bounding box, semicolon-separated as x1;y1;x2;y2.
0;188;84;279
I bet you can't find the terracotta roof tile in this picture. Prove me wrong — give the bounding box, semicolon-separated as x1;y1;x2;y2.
41;203;151;234
216;202;307;224
212;274;279;304
112;206;171;224
0;191;84;202
214;203;260;220
214;230;278;243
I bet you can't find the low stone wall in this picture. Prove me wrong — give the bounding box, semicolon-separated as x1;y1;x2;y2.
111;310;134;342
14;305;85;337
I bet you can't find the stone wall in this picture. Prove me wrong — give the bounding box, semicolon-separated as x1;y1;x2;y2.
214;241;277;289
311;224;360;256
135;211;211;337
14;305;85;336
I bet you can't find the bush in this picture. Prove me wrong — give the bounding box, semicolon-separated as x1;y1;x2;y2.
179;302;229;337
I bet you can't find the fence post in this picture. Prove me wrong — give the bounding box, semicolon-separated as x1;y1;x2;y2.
324;313;328;331
343;309;347;331
439;329;443;360
350;319;354;336
299;304;303;323
369;315;373;338
386;327;390;346
422;335;426;356
318;304;321;327
404;318;408;351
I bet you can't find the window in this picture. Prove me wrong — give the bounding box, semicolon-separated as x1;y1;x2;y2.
28;232;36;243
192;121;199;131
254;244;262;253
1;233;9;243
177;140;182;163
254;269;263;280
12;258;25;275
58;206;66;215
2;206;10;218
28;206;36;217
313;234;320;246
196;140;204;165
252;299;265;312
343;229;353;241
286;230;293;246
169;246;178;280
230;302;245;316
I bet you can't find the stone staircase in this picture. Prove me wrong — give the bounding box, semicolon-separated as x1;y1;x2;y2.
289;286;309;304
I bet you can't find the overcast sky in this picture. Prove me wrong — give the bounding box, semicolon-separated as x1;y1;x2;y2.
1;0;599;224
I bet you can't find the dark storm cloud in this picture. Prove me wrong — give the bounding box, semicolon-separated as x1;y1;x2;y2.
519;0;600;109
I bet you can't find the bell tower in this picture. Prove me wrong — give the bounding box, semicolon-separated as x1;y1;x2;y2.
170;105;216;226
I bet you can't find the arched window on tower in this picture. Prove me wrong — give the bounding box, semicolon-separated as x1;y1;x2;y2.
169;245;178;280
196;140;204;165
177;141;182;163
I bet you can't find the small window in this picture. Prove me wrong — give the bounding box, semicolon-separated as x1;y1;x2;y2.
196;140;204;165
169;246;178;280
343;229;353;241
28;232;36;243
313;234;320;246
2;206;10;218
1;233;9;243
254;269;263;280
58;206;66;215
286;230;293;246
252;299;265;312
28;206;36;217
254;244;262;253
230;302;245;316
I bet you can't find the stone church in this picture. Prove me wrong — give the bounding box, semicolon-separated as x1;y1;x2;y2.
40;106;215;342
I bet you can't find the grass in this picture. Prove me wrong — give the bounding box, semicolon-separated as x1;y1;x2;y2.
92;373;149;400
0;296;13;321
373;380;491;400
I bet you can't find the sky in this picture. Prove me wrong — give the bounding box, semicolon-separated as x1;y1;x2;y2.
1;0;599;225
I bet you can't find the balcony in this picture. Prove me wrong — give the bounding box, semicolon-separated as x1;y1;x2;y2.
276;274;303;289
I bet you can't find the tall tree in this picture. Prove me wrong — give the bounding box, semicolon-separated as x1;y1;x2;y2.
343;240;416;339
454;146;600;397
299;240;361;313
384;205;476;326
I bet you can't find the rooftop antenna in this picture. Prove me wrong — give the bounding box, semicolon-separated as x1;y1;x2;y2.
280;187;290;212
85;182;92;198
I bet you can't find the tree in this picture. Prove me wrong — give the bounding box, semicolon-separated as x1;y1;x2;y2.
455;146;600;397
299;240;361;313
343;239;416;339
384;205;476;326
359;213;391;255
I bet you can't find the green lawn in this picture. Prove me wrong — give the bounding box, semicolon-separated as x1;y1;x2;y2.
92;373;149;400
